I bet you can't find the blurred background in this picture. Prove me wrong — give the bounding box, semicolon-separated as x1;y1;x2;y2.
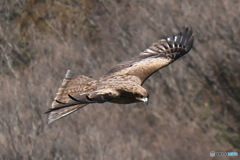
0;0;239;159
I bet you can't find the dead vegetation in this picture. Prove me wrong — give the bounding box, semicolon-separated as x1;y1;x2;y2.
0;0;239;159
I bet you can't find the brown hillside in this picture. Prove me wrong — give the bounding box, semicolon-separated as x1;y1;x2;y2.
0;0;239;159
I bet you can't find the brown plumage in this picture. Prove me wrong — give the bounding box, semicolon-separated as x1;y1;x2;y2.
46;28;194;123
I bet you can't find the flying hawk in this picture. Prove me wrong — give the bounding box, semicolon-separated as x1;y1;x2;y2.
46;28;194;123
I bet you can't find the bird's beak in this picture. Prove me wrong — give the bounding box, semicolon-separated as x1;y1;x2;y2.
136;97;148;104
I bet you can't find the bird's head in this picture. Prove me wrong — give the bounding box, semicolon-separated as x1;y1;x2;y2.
134;87;149;103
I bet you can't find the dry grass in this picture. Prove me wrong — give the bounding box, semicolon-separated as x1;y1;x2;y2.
0;0;239;159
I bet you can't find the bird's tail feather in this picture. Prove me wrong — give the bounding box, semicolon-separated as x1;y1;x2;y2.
47;104;87;124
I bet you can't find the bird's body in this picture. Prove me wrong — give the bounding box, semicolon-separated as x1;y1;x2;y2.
46;28;194;123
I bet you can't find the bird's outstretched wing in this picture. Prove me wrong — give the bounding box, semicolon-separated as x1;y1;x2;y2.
46;70;120;123
47;88;120;123
103;28;194;84
47;88;119;113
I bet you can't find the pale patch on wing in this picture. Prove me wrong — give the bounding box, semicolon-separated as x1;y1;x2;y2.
131;56;171;68
140;39;170;56
142;48;157;55
109;57;172;84
129;57;171;75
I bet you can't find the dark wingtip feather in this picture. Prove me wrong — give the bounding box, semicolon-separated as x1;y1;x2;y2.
164;27;194;60
186;35;194;53
182;27;193;47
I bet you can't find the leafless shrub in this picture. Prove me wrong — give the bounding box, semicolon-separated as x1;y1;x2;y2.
0;0;239;159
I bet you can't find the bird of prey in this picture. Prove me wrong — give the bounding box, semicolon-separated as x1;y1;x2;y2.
46;28;194;123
